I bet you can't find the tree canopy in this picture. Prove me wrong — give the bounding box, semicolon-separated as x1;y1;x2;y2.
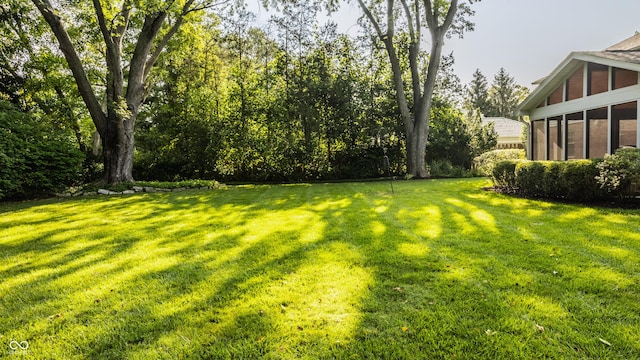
1;0;529;196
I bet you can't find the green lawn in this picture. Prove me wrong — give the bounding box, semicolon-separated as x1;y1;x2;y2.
1;178;639;359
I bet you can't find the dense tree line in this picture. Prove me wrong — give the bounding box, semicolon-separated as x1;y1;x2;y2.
1;0;507;194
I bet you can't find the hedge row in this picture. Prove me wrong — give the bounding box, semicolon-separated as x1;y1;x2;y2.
491;159;607;201
1;101;84;200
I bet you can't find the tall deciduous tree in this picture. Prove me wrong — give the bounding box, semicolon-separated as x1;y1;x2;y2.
355;0;476;177
30;0;227;184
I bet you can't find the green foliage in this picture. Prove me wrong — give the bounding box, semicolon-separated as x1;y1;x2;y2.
135;9;404;183
427;100;496;170
0;101;84;200
596;147;640;198
473;149;525;176
428;159;470;178
513;161;546;197
493;159;606;201
464;68;490;114
464;68;529;119
562;159;606;200
491;160;520;192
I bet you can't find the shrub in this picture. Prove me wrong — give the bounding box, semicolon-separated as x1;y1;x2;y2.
563;160;605;200
596;148;640;199
474;149;525;177
492;159;605;201
491;160;520;192
514;161;546;197
0;101;84;200
429;159;471;178
542;161;565;198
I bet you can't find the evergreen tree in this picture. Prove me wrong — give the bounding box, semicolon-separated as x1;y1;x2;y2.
487;67;519;118
464;69;491;115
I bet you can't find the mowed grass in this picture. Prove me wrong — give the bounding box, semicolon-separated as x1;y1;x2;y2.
1;178;639;359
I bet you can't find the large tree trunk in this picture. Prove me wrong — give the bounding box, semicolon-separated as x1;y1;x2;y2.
102;112;136;183
405;120;429;178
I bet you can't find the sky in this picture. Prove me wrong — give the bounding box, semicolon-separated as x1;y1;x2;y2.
247;0;640;90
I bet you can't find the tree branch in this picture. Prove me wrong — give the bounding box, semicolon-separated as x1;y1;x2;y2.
31;0;106;135
126;11;167;109
356;0;384;38
93;0;115;52
144;0;196;82
400;0;421;109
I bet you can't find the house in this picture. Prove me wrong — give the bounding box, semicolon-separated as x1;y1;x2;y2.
517;33;640;160
481;117;525;149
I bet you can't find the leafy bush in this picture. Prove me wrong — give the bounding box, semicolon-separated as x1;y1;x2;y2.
429;159;471;178
474;149;525;176
514;161;546;197
491;160;520;192
0;101;84;200
492;159;606;201
596;148;640;198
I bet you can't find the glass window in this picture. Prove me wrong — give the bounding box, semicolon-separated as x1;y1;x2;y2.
588;63;608;95
566;67;584;101
587;107;608;158
532;120;545;160
548;116;563;160
612;67;638;90
612;101;637;149
567;112;584;159
548;85;564;105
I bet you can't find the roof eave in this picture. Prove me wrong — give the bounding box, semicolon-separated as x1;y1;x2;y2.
516;51;640;114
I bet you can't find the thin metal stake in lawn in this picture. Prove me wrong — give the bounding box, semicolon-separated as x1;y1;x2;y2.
376;128;394;194
383;147;394;194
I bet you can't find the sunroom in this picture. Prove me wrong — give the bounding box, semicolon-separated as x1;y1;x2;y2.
517;34;640;160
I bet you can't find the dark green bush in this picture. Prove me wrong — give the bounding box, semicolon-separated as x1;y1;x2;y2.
474;149;525;177
596;148;640;198
563;159;605;200
492;159;605;201
429;159;471;178
543;161;564;198
491;160;521;192
0;101;84;200
514;161;546;197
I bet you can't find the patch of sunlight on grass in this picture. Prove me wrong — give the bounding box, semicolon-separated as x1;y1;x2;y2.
506;294;568;321
312;198;352;212
437;248;489;282
370;221;386;236
442;265;473;282
518;208;545;218
397;242;429;258
564;265;635;290
374;206;388;214
445;198;498;234
450;212;475;235
589;244;637;262
600;212;638;225
557;208;598;222
499;271;536;289
210;242;372;356
394;206;442;239
415;206;441;238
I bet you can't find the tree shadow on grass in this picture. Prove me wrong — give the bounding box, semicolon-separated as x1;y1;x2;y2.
1;179;639;358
